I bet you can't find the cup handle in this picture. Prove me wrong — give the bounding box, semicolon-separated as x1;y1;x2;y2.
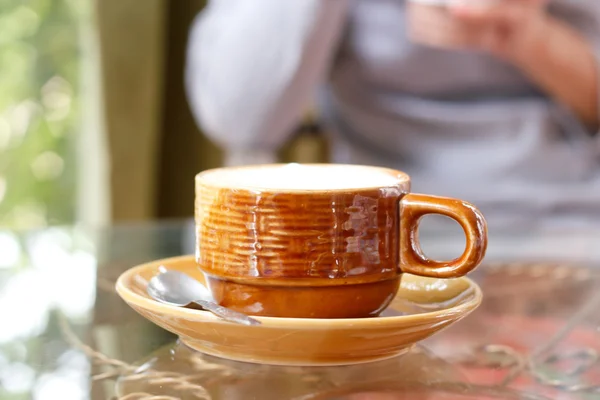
399;193;488;278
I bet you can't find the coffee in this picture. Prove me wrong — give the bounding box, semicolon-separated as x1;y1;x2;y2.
198;163;406;190
195;163;487;318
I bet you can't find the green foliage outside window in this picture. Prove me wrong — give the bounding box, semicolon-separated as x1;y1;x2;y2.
0;0;84;229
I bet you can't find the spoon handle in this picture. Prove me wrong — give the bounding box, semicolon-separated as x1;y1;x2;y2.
193;300;261;326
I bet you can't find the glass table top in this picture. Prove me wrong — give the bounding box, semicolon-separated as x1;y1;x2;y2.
2;218;600;399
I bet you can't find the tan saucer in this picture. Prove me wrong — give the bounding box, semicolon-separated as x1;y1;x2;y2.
116;256;482;366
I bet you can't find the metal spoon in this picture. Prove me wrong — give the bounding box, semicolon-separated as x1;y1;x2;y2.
147;269;261;326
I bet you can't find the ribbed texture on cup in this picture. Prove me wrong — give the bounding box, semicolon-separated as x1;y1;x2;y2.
195;181;406;284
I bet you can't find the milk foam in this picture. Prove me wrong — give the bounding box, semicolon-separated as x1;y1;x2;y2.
201;164;405;190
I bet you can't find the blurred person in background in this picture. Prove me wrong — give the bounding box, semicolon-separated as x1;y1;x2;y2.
185;0;600;228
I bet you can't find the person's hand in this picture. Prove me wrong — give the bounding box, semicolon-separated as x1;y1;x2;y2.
448;0;549;63
409;0;599;127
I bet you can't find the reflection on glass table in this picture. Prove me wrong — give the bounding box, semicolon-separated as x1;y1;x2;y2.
2;219;600;399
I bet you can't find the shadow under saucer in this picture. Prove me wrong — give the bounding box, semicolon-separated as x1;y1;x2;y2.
115;341;547;400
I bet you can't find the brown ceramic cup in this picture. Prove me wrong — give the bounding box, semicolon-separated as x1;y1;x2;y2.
406;0;492;49
195;164;487;319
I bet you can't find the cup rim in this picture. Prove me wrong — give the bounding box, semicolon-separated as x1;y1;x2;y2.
195;163;411;193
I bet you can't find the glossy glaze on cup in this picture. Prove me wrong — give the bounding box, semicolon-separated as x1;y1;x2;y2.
196;165;409;318
116;256;483;366
195;164;487;319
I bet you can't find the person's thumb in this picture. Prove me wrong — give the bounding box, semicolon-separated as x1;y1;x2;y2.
449;0;530;26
